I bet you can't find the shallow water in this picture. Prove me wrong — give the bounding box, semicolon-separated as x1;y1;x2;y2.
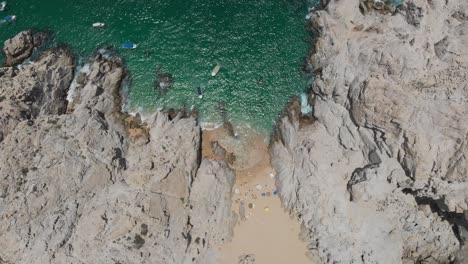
0;0;319;134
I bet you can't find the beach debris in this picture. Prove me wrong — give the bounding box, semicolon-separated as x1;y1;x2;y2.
239;201;246;222
238;254;256;264
269;173;275;179
261;192;266;197
248;203;254;209
234;188;240;194
273;190;278;196
264;207;270;212
266;192;271;197
255;184;262;190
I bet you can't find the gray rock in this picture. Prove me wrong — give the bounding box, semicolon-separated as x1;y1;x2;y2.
212;141;227;158
238;254;255;264
0;38;235;264
2;31;34;66
0;47;74;143
271;0;468;262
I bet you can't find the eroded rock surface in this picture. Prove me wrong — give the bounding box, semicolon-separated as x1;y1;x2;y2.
0;32;235;264
1;30;50;67
271;0;468;263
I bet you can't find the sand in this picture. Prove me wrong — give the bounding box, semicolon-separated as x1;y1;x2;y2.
202;126;312;264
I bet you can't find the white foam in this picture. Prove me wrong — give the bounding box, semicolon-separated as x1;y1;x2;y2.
300;93;312;115
67;63;90;102
200;122;223;130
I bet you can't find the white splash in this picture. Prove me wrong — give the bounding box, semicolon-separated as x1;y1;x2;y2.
300;93;312;115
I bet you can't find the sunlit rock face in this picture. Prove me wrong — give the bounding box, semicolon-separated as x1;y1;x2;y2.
271;0;468;262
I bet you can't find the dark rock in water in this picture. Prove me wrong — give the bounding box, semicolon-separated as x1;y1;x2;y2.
216;102;227;119
2;31;34;66
155;67;173;94
223;121;235;138
32;31;52;50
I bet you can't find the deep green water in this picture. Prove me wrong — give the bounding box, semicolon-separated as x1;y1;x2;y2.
0;0;317;134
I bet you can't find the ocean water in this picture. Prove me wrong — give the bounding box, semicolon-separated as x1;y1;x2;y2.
0;0;318;134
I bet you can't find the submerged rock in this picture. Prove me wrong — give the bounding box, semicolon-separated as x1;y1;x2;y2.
155;67;173;94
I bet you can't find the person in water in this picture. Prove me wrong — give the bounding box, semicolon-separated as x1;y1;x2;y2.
256;76;264;86
144;50;153;56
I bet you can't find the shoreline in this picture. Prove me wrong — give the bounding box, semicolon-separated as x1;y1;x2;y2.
2;0;467;262
201;126;312;264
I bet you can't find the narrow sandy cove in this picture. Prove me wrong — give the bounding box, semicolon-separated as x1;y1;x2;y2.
202;127;312;264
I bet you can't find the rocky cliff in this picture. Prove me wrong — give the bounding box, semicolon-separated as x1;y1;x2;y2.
271;0;467;263
0;31;235;264
1;0;468;263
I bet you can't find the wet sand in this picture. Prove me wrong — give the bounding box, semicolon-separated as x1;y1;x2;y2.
202;126;312;264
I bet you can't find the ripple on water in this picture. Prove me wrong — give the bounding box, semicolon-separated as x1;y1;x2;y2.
0;0;321;135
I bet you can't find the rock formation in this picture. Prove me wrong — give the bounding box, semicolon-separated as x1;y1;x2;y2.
1;0;468;263
2;30;50;67
271;0;468;263
0;32;235;264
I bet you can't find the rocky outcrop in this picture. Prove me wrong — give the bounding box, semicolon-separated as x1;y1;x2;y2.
0;47;74;142
0;32;235;264
0;30;53;67
271;0;468;263
2;31;34;66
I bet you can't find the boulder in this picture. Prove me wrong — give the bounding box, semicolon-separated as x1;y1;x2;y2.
2;31;34;66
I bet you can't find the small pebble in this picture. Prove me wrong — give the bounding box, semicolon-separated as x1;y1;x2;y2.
256;184;262;190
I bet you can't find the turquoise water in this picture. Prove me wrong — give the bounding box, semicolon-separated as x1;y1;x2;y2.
0;0;316;134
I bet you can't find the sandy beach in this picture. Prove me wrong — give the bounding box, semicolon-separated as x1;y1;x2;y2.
202;126;312;264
